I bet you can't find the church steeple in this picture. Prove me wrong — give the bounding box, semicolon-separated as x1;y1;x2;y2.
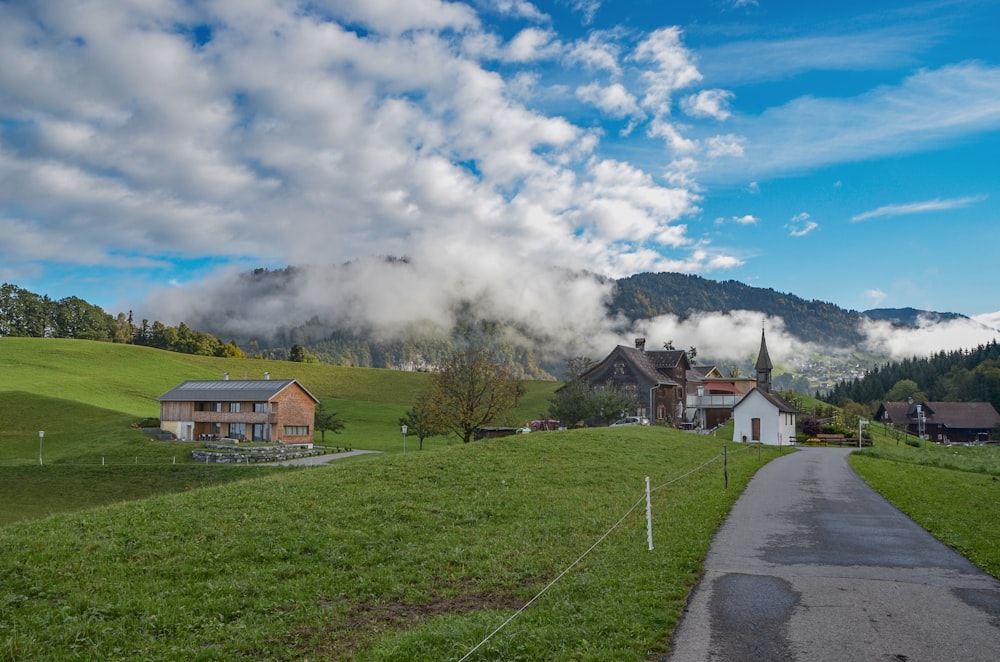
755;328;773;393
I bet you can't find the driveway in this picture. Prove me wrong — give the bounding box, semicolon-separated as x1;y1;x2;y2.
665;447;1000;661
267;449;380;466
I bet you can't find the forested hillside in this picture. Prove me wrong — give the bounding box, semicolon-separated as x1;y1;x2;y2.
610;272;865;344
0;283;243;358
824;340;1000;411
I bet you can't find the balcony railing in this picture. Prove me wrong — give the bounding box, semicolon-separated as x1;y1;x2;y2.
191;411;277;424
686;394;739;409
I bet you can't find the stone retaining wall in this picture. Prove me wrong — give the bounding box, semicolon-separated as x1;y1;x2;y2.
192;443;322;464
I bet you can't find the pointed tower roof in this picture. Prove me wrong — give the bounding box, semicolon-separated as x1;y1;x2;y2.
755;328;773;371
755;329;773;393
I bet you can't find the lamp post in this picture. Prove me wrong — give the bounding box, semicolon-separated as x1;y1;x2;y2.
38;431;44;466
401;425;408;454
858;419;868;448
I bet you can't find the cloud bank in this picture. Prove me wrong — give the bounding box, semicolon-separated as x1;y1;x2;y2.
0;0;738;301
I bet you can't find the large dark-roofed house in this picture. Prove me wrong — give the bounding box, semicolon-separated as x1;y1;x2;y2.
577;338;690;424
875;400;1000;443
158;375;319;444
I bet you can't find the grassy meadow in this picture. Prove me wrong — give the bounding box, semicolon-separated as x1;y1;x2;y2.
3;336;999;658
2;415;775;658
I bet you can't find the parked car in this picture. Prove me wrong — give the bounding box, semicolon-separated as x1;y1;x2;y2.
610;416;650;427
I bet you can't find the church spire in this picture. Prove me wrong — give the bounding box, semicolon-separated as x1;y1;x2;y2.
755;328;773;393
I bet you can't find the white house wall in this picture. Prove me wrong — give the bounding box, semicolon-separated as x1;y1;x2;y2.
732;390;796;446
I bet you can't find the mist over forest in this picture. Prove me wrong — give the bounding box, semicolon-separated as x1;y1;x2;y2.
142;259;1000;385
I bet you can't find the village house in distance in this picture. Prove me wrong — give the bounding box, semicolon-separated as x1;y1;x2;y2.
579;330;796;444
157;373;319;444
875;400;1000;444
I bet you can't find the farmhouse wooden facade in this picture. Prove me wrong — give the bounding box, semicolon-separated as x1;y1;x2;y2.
578;338;690;425
875;400;1000;443
157;376;319;444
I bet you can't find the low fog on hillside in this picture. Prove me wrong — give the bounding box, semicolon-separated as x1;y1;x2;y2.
145;255;999;371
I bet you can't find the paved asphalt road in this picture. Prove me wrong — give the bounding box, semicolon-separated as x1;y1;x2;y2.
268;449;380;466
665;447;1000;661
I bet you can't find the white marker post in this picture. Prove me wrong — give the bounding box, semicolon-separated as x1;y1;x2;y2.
38;431;44;466
645;476;654;551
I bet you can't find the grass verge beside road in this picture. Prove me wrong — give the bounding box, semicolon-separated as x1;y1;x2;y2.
850;438;1000;579
0;429;782;661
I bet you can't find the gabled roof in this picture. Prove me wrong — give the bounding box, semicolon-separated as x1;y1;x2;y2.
687;365;724;380
735;387;797;414
575;345;688;389
157;379;320;403
877;401;1000;429
921;402;1000;429
877;401;911;423
598;346;687;386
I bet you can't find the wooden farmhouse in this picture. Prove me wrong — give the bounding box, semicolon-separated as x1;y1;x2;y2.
875;400;1000;444
157;375;319;444
577;338;690;424
732;331;798;445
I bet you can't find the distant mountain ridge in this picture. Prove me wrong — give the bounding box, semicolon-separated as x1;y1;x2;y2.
610;272;866;345
862;307;969;327
193;268;976;380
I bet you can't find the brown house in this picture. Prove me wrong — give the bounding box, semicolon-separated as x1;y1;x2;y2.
578;338;690;424
875;400;1000;443
157;376;319;444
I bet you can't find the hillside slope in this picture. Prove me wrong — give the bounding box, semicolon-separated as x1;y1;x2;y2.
0;337;559;447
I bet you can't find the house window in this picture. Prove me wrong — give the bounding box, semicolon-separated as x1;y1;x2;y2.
254;403;267;413
283;425;310;436
614;361;625;376
253;424;269;441
230;402;241;413
229;423;246;439
751;418;761;441
210;423;221;436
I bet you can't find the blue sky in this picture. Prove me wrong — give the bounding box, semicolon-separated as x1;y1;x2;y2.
2;0;999;358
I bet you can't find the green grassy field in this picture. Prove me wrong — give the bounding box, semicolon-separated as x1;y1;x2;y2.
3;336;998;658
0;337;557;458
1;426;776;660
0;338;561;525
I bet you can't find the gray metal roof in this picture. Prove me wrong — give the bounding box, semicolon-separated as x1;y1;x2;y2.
157;379;319;403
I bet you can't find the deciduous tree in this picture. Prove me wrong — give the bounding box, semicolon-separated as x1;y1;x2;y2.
424;347;524;443
314;402;345;443
399;392;444;450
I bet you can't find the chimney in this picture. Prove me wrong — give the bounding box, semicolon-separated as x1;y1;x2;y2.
635;338;646;351
223;372;229;380
264;372;270;380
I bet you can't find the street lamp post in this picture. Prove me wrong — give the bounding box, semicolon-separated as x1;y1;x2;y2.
401;425;408;454
38;430;44;466
858;419;868;448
